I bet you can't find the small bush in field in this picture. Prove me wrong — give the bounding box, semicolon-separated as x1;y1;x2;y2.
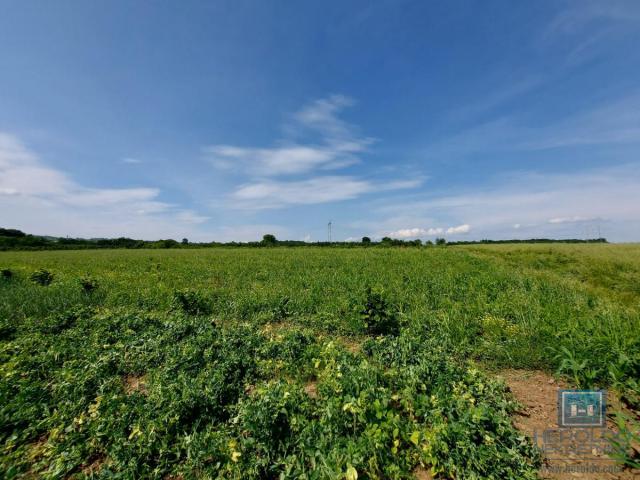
79;276;99;293
272;296;291;321
30;269;54;286
360;286;399;335
172;289;212;315
1;268;13;280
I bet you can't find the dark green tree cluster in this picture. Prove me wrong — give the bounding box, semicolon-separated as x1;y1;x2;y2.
0;227;607;251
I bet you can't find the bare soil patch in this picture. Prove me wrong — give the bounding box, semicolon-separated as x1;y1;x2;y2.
124;374;148;395
340;337;362;354
80;454;106;476
413;465;434;479
304;381;318;399
498;369;639;479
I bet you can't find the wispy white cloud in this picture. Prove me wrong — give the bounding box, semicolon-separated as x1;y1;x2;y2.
428;91;640;157
232;176;369;208
208;95;422;209
293;94;357;139
0;132;210;239
546;0;640;37
121;157;142;164
540;1;640;67
205;144;360;175
446;77;545;124
548;215;600;224
205;95;373;176
231;175;421;210
375;163;640;241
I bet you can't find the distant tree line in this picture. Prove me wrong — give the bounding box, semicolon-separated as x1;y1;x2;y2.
445;238;608;245
0;228;607;251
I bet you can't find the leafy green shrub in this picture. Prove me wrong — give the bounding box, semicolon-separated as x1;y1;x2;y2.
29;268;54;286
237;380;309;452
258;329;318;378
271;296;291;321
171;289;212;315
35;307;89;334
608;351;640;409
79;275;99;293
608;412;640;469
0;319;15;340
229;336;540;479
359;334;541;479
360;286;399;335
553;346;599;388
0;302;542;479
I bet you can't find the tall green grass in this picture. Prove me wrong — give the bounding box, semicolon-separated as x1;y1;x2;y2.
2;246;638;383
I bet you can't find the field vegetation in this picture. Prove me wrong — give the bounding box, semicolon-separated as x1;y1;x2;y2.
1;244;638;478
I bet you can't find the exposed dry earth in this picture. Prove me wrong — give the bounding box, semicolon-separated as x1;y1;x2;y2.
498;369;640;480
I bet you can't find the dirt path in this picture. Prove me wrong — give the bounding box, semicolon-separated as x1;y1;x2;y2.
498;369;639;480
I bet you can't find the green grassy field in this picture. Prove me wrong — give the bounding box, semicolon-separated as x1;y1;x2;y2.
1;245;639;478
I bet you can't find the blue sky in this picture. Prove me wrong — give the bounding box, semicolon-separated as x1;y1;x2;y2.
1;0;639;242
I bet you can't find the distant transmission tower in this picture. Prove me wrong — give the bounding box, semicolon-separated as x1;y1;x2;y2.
328;221;332;242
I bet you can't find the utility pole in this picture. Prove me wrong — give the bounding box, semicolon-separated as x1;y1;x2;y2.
328;221;332;243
